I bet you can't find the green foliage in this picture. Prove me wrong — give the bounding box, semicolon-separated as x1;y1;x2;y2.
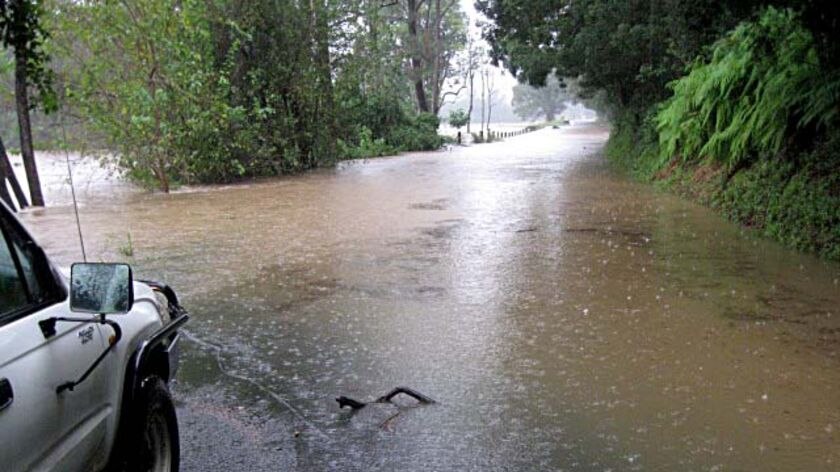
337;127;392;160
0;0;56;112
604;121;643;171
52;0;258;189
657;7;840;169
603;112;661;177
448;109;468;129
606;117;840;260
479;0;764;119
480;0;840;260
678;135;840;260
117;233;135;258
43;0;456;189
336;117;443;160
592;5;840;260
334;91;443;159
386;113;442;151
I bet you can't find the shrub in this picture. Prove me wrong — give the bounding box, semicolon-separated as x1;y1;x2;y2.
448;109;469;129
657;7;840;169
711;136;840;260
386;113;442;151
337;126;393;159
336;94;442;157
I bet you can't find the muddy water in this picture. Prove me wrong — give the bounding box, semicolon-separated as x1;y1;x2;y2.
20;125;840;470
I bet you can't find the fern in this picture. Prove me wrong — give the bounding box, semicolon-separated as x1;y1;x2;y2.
657;7;840;168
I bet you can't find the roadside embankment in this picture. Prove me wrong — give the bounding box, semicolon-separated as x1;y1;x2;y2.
606;124;840;261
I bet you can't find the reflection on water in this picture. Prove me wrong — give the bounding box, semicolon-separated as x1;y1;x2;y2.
21;125;840;470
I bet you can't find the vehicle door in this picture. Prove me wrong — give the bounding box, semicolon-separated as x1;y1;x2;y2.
0;211;111;471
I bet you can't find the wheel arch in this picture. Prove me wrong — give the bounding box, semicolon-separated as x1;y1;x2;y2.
108;311;188;469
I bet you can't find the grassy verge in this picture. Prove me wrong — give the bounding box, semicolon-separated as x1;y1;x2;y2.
606;124;840;261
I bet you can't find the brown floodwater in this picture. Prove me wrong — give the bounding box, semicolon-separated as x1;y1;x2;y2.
20;125;840;470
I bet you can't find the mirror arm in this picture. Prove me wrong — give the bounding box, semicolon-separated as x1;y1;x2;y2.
39;315;123;395
39;316;95;339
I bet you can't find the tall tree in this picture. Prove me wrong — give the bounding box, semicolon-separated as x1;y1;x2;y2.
477;0;769;121
484;67;496;130
305;0;337;166
511;72;569;122
405;0;429;112
1;0;55;206
463;34;481;132
54;0;225;191
479;65;485;134
402;0;465;114
467;61;475;132
44;0;454;187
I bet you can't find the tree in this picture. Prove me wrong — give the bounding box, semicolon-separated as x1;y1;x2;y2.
484;67;496;131
463;35;481;132
401;0;466;114
0;0;55;207
448;109;468;129
512;72;569;122
477;0;770;121
477;0;840;146
479;65;485;135
42;0;457;189
55;0;210;192
405;0;429;112
52;0;346;191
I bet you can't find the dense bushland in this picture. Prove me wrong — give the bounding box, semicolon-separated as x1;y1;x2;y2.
481;0;840;259
651;8;839;259
657;8;839;170
2;0;466;193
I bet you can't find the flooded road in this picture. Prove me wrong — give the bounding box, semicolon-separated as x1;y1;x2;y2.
20;125;840;470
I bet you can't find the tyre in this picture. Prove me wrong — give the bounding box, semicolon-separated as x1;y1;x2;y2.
112;376;180;472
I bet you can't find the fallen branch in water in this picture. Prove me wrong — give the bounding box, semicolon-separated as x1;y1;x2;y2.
336;386;436;410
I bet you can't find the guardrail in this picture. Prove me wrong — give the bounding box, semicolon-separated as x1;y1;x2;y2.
467;125;540;144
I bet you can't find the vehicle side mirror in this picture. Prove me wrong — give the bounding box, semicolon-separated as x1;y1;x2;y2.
70;263;134;314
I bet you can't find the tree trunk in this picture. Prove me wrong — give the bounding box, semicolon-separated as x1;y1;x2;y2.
0;136;28;209
14;50;45;206
485;71;495;132
487;97;492;131
430;0;442;114
313;0;336;162
407;0;429;113
480;70;485;134
155;158;170;193
0;138;14;209
467;71;474;133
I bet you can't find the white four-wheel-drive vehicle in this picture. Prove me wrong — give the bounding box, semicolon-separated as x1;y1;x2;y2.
0;201;188;471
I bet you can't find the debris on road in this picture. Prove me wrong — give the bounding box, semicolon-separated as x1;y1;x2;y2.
336;386;436;410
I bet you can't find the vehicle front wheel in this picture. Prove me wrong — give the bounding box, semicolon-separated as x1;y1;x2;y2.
115;376;180;472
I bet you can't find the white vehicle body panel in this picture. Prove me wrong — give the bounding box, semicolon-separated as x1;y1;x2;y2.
0;203;170;472
0;303;109;471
